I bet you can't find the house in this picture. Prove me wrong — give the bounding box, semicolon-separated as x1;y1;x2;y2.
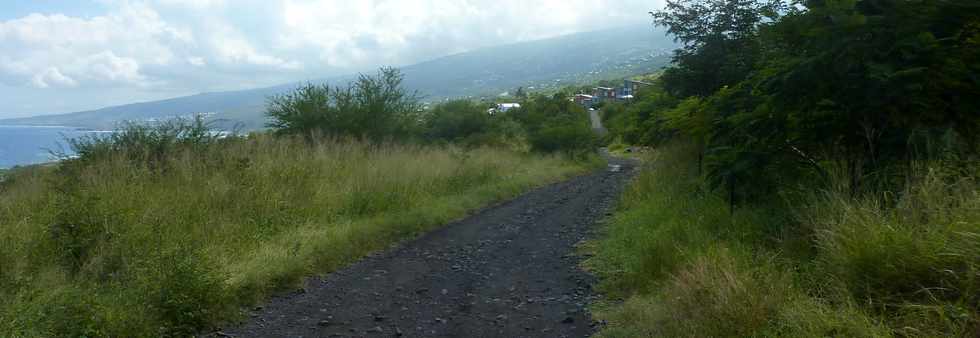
620;79;651;98
497;103;521;112
488;103;521;115
573;94;594;108
592;87;617;103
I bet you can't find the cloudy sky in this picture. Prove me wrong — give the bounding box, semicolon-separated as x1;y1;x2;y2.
0;0;662;118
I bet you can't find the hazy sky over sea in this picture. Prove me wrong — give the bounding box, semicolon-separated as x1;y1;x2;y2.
0;0;664;118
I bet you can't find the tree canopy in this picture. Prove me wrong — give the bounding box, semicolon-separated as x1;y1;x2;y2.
608;0;980;205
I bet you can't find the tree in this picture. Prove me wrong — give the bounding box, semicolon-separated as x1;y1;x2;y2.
742;0;980;193
514;86;527;99
652;0;785;97
638;0;980;203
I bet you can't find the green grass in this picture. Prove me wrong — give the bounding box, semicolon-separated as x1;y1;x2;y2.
586;142;978;337
0;135;598;337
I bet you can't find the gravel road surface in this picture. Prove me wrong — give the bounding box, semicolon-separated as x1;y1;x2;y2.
211;157;635;338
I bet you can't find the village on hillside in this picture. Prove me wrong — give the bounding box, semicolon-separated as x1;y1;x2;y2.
487;78;652;115
571;79;651;109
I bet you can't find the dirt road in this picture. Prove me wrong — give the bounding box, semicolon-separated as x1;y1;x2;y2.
589;110;607;137
213;158;634;338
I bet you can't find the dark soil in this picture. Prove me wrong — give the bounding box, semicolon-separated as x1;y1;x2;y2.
210;157;635;338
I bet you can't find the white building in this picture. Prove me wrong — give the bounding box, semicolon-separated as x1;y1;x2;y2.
489;103;521;115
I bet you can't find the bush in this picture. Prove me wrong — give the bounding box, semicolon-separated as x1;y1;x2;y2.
528;124;595;155
423;100;492;142
62;116;221;166
420;96;601;154
508;93;596;155
266;67;422;140
137;247;230;337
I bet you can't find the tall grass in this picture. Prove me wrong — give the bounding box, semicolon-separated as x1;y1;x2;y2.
587;142;977;337
0;134;595;337
803;167;980;336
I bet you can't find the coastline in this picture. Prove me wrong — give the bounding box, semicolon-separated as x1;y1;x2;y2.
0;125;94;169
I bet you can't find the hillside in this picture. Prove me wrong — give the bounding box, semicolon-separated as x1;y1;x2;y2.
0;25;674;130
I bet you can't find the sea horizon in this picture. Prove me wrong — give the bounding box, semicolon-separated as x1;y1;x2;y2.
0;125;99;168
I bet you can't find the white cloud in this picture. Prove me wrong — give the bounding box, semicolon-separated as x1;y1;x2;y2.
155;0;227;10
0;2;189;87
187;56;206;66
0;0;663;116
31;67;77;88
273;0;652;69
205;21;303;70
77;51;145;84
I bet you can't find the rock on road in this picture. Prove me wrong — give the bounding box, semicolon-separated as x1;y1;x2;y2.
212;157;635;338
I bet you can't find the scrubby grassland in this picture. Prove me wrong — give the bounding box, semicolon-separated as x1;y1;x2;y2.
588;0;979;335
0;135;596;337
586;144;979;337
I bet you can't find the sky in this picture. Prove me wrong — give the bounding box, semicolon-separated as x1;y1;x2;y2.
0;0;664;118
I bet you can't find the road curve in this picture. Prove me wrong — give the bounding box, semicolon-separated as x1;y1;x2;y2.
211;158;635;338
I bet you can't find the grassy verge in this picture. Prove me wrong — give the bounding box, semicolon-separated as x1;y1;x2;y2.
586;143;979;337
0;135;599;337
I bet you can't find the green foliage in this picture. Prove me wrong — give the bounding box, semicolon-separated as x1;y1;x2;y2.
267;68;601;155
0;136;591;337
139;247;230;337
423;100;492;143
510;93;596;155
62;116;221;166
727;0;980;195
652;0;785;97
421;92;597;155
266;67;422;140
601;84;680;145
587;145;896;337
529;124;595;155
513;86;527;99
595;1;980;334
804;167;980;336
606;0;980;205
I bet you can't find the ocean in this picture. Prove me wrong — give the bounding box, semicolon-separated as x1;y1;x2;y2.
0;125;103;168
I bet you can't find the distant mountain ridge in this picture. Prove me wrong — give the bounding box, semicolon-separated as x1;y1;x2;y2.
1;25;676;130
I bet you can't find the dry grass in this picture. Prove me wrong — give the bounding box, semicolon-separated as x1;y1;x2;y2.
0;135;597;337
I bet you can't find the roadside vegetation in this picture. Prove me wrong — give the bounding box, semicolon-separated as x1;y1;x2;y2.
0;68;599;337
590;0;979;336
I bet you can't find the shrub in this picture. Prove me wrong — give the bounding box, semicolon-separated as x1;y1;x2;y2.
266;67;422;140
423;99;492;142
508;93;596;155
136;246;230;337
62;116;221;166
528;123;595;155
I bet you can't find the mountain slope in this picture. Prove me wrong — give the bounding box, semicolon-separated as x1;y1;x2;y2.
1;25;675;130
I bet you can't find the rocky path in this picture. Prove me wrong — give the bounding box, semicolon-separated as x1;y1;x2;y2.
212;157;635;338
